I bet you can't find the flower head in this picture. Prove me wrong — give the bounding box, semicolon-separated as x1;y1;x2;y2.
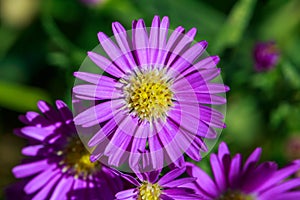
115;167;199;200
12;100;123;200
73;15;229;171
253;41;280;72
185;142;300;200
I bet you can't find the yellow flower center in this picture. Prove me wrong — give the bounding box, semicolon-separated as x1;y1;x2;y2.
121;68;173;122
58;138;100;178
138;181;161;200
217;191;254;200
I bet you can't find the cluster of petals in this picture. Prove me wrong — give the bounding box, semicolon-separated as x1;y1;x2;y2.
73;15;228;171
11;100;123;200
184;142;300;200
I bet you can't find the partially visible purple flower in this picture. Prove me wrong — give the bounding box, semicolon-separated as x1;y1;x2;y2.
115;167;200;200
12;100;123;200
73;15;228;171
80;0;104;5
185;142;300;200
253;41;280;72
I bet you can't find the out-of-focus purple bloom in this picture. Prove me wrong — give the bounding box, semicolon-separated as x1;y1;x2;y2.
80;0;104;5
115;167;200;200
11;100;123;200
185;142;300;200
253;41;280;72
73;15;228;171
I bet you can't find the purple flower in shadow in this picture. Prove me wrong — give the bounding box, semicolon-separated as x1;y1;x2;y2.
11;100;123;200
184;142;300;200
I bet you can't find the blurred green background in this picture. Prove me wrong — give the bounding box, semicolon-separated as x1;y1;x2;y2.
1;0;300;198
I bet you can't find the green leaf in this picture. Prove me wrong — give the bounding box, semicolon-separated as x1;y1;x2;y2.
224;94;262;148
107;0;225;45
0;81;51;112
212;0;257;53
281;60;300;89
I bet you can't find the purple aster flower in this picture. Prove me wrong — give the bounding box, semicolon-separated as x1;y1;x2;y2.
73;15;229;171
115;167;200;199
253;41;280;72
184;142;300;200
12;100;123;200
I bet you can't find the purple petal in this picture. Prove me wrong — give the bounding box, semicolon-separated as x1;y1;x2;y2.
55;100;73;124
88;51;124;78
70;179;86;200
241;162;277;193
23;111;39;123
181;55;220;77
162;177;196;188
37;101;60;121
21;125;56;141
258;160;300;192
160;194;174;200
185;141;202;161
158;167;185;186
197;83;230;94
218;142;230;160
228;153;242;188
74;71;117;85
88;117;117;147
118;172;140;186
129;126;148;170
171;41;207;73
210;154;226;192
21;145;43;156
49;176;74;200
149;16;160;64
163;188;200;199
98;32;132;73
24;166;57;194
112;22;136;69
73;84;121;100
165;28;197;68
115;188;138;200
13;159;49;178
104;129;132;166
185;162;219;198
243;147;262;173
156;16;169;66
31;173;61;200
272;192;300;200
74;101;119;127
148;134;164;170
132;19;149;67
259;178;300;199
173;68;221;91
175;92;227;105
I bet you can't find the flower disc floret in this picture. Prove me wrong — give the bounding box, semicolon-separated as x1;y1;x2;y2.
122;68;173;122
138;181;161;200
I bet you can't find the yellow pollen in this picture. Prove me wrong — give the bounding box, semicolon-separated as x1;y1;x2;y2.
138;182;161;200
122;69;173;122
60;138;100;177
